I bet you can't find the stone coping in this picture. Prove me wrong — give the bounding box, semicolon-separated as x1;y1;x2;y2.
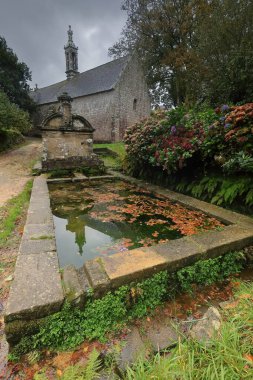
4;173;253;344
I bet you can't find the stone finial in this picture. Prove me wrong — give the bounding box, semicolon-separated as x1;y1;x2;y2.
67;25;73;44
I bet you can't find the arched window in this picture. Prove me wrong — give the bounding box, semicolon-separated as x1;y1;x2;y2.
133;98;137;111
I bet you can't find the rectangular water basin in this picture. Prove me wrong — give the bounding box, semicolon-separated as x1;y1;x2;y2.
48;179;224;268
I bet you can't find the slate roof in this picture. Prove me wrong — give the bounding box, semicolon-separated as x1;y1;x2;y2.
31;56;129;105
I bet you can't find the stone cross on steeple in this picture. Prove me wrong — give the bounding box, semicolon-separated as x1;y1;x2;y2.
64;25;79;79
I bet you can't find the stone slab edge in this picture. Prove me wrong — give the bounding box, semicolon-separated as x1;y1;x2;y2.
4;175;64;343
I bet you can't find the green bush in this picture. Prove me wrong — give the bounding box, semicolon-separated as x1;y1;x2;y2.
0;90;31;151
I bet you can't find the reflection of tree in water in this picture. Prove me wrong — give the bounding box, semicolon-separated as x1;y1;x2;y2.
66;215;86;254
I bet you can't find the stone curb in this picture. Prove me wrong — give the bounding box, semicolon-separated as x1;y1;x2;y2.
4;176;64;343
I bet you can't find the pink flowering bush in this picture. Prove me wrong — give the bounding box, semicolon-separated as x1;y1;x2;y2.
124;103;253;177
124;106;215;174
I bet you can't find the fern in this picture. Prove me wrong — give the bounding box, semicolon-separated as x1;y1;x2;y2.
175;175;253;211
60;350;101;380
246;189;253;206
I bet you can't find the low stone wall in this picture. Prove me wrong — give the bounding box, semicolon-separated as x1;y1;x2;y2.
5;173;253;344
4;176;64;343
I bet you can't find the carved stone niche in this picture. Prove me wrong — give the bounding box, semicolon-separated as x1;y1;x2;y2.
41;92;102;171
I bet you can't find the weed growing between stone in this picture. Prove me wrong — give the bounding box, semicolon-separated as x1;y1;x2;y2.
0;180;33;247
10;251;245;360
124;281;253;380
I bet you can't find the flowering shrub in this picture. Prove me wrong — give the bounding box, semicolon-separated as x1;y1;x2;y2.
124;107;213;174
203;103;253;171
124;103;253;176
224;103;253;150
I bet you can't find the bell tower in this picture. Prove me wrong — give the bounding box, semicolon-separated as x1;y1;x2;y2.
64;25;79;79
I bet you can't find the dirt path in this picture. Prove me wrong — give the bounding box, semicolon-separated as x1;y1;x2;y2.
0;138;41;207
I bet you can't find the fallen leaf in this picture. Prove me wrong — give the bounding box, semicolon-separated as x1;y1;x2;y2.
244;354;253;363
5;275;13;282
238;294;252;300
56;369;63;377
222;300;239;309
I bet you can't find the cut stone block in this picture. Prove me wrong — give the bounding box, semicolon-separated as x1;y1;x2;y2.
22;223;55;240
5;252;64;322
144;320;179;351
84;259;110;297
117;327;147;371
19;237;56;255
63;265;90;308
101;247;168;288
154;236;207;270
191;225;253;258
26;208;53;225
101;238;206;288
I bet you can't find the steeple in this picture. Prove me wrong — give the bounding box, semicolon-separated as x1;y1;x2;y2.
64;25;79;79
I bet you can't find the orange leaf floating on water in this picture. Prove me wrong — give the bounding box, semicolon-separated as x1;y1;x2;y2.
152;231;159;237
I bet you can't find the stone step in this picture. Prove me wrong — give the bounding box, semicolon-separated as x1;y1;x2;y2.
83;259;110;298
62;265;91;309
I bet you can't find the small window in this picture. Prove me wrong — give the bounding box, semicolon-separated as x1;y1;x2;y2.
133;98;137;111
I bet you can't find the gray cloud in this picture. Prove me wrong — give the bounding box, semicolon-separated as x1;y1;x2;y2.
0;0;126;88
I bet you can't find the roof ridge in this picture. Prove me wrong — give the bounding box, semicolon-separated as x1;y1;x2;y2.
35;56;129;91
78;55;129;78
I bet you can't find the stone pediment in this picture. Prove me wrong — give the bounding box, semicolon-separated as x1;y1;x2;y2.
41;93;95;132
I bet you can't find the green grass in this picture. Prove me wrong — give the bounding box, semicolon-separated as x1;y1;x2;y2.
124;281;253;380
0;180;33;247
94;142;125;169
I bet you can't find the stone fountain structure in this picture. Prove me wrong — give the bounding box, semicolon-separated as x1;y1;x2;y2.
41;92;103;171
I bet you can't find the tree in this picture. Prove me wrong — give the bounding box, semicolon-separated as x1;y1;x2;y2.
109;0;253;106
0;36;35;112
0;90;31;151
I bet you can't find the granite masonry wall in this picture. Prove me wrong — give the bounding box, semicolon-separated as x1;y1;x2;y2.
33;57;151;142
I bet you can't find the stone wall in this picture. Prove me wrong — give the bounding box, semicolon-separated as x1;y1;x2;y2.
33;56;151;142
71;91;115;142
42;131;93;161
113;55;151;140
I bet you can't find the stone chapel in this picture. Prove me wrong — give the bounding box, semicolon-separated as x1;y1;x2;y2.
31;26;151;142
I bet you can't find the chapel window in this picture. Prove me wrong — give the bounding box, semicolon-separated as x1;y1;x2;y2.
133;98;137;111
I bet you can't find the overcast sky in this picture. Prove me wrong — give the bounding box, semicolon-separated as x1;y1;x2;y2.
0;0;127;88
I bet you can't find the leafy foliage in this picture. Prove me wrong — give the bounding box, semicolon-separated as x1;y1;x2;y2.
0;90;32;151
222;152;253;174
11;251;246;358
124;106;217;174
176;251;245;292
0;36;34;112
176;176;253;208
124;103;253;211
110;0;253;106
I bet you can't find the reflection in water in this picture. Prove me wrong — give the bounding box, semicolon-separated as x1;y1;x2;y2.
66;216;86;254
49;180;223;269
